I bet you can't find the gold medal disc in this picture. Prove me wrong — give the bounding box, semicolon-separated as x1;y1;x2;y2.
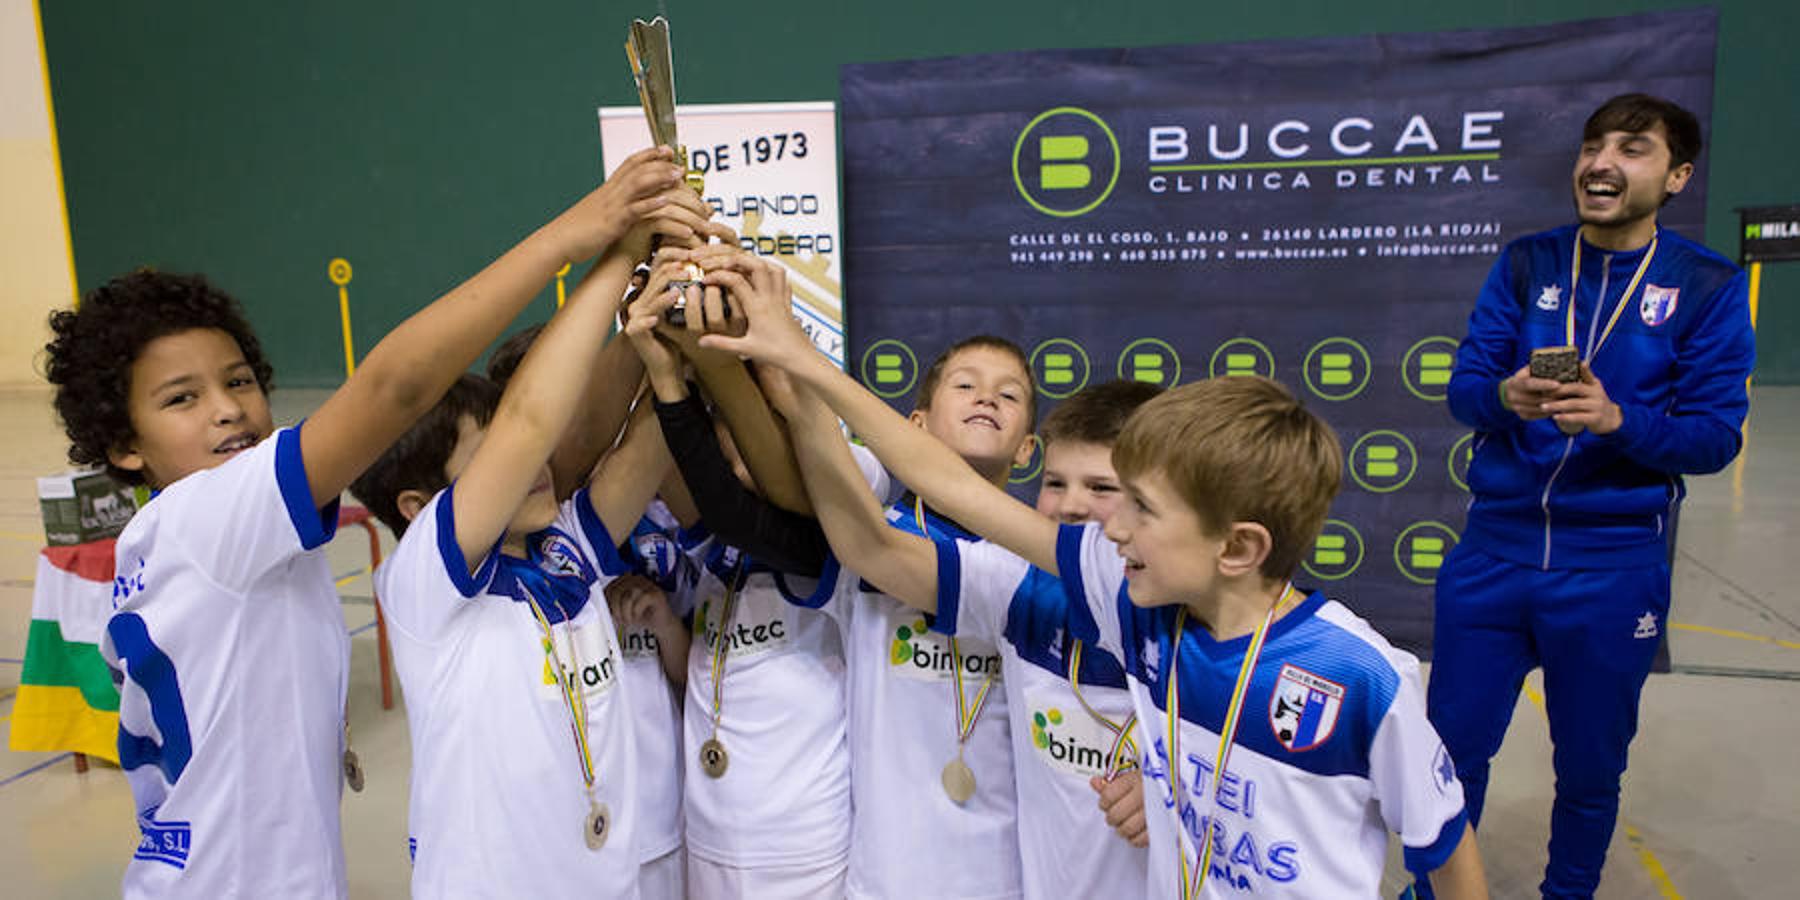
700;737;729;778
941;758;977;805
585;802;610;851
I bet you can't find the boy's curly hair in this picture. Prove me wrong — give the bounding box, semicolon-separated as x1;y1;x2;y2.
44;269;275;485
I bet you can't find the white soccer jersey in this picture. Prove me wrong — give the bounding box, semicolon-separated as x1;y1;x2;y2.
678;541;852;868
789;464;1022;900
1046;523;1468;898
101;426;349;899
376;487;640;899
614;503;694;865
936;543;1149;899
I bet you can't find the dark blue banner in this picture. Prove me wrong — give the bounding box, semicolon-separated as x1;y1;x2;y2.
839;9;1717;653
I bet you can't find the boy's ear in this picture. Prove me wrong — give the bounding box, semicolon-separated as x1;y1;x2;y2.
906;408;930;429
1009;431;1039;471
1217;522;1273;578
396;489;432;524
107;441;146;477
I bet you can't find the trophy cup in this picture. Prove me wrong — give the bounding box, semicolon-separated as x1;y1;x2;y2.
626;16;707;323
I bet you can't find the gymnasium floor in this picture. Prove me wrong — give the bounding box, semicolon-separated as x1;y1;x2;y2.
2;383;1795;898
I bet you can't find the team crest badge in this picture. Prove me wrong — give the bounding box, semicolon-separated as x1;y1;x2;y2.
538;532;590;580
1640;285;1679;327
1269;664;1345;752
634;533;678;581
1536;285;1562;311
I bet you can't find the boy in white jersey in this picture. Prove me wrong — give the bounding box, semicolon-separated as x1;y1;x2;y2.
737;264;1158;895
623;274;855;898
693;251;1031;899
490;315;694;897
42;147;698;899
349;212;725;897
701;267;1492;898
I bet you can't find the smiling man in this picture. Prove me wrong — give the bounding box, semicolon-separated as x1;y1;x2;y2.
1424;93;1756;898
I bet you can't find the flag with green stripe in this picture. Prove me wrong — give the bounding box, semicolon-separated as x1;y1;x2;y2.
7;540;120;762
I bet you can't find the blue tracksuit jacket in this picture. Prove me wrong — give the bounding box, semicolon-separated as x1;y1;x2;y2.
1447;224;1755;570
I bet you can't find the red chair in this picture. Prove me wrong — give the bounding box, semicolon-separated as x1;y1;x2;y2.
337;505;394;710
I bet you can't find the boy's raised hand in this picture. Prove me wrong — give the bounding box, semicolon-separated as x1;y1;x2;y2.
549;146;685;265
693;252;817;368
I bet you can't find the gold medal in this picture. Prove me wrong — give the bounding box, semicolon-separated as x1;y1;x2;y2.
584;801;610;851
700;737;729;778
343;748;365;793
940;758;976;805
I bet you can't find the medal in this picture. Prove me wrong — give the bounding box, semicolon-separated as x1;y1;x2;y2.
525;585;611;854
698;560;747;780
584;801;611;851
700;737;730;778
941;757;977;805
343;748;365;793
912;497;1000;807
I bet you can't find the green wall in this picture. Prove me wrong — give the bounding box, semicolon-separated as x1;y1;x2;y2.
41;1;1800;386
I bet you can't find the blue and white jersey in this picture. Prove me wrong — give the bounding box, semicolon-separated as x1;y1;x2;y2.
102;426;348;899
786;445;1022;900
676;538;851;869
615;499;693;864
376;487;640;899
935;541;1148;899
1050;523;1467;899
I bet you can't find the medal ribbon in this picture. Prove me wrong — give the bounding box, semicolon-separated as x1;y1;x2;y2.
524;585;597;795
1566;227;1658;363
1067;639;1140;781
1168;583;1294;900
703;557;749;737
913;497;1001;759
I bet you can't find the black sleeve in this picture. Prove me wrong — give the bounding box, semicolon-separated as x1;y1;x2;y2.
654;389;829;577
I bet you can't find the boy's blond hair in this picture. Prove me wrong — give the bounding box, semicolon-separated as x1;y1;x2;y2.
1112;376;1341;579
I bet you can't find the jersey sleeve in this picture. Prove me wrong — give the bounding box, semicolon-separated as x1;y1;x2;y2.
1368;650;1469;876
375;486;500;644
933;538;1031;644
1055;522;1128;662
156;425;341;592
1447;246;1528;433
563;489;635;580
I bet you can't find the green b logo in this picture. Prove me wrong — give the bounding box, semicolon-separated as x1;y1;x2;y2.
1012;107;1121;218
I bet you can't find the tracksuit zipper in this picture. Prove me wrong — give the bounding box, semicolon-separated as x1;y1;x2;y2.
1540;245;1613;570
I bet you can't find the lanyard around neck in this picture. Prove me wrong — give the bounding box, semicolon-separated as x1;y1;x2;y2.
1167;583;1294;900
1567;227;1658;363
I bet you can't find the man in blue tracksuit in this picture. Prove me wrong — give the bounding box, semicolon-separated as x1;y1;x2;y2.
1425;94;1755;898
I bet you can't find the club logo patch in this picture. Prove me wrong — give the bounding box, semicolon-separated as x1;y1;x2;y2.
1640;284;1679;327
1269;663;1345;752
538;532;591;580
1536;285;1562;311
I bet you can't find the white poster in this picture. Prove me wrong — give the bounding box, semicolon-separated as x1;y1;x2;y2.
600;101;844;366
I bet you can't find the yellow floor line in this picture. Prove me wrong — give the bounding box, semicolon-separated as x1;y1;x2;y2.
1671;622;1800;650
335;569;364;588
1519;679;1683;897
1625;825;1684;899
0;530;44;543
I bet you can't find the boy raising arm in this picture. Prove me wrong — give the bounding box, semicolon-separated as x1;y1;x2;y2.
701;260;1489;899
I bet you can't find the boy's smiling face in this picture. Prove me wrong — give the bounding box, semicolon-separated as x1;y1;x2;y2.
109;327;273;489
1103;466;1223;608
909;345;1036;480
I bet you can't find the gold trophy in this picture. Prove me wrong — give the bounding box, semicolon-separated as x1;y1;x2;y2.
626;15;707;322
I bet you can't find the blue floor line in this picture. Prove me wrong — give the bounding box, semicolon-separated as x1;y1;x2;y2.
349;620;378;637
0;753;74;789
0;658;22;665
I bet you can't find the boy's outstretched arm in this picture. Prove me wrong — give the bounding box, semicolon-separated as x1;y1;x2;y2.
585;375;677;544
662;245;814;517
1428;826;1489;900
448;237;645;565
299;146;705;508
774;366;940;612
698;256;1060;576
